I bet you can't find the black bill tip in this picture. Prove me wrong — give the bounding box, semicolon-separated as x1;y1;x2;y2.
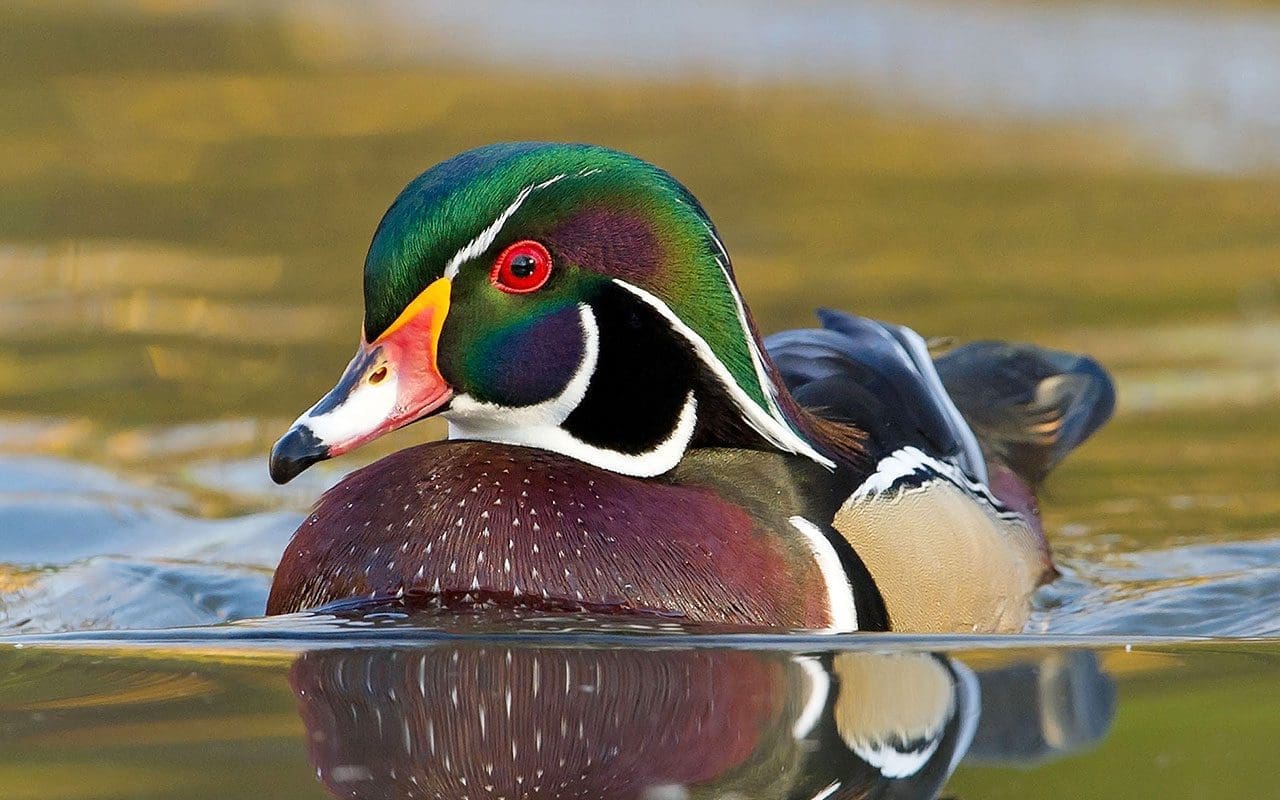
270;426;330;484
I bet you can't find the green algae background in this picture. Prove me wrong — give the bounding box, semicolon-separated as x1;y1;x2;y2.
3;4;1278;423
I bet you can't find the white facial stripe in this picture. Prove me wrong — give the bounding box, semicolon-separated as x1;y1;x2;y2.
612;279;836;469
297;372;399;445
443;173;567;280
788;516;859;632
701;220;788;421
444;304;700;477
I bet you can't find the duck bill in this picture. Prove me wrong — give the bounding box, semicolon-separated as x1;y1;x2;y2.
270;278;453;484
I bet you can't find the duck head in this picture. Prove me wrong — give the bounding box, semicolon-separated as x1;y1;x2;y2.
270;142;834;484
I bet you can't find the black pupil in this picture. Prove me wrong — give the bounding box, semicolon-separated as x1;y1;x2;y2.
509;254;538;279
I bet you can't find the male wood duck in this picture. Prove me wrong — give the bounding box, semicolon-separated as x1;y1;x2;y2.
267;142;1114;632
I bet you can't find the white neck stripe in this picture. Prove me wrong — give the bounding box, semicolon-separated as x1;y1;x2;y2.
612;279;835;469
451;392;698;478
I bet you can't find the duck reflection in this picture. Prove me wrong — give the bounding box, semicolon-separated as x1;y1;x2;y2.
289;644;1112;800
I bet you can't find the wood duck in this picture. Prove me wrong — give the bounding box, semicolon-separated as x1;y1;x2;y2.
267;142;1115;632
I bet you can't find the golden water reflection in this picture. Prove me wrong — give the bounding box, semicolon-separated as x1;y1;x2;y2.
0;638;1119;800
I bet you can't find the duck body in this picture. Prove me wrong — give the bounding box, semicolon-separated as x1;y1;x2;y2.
267;142;1113;632
268;442;877;627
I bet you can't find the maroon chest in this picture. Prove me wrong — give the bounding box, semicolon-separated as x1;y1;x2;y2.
268;441;829;626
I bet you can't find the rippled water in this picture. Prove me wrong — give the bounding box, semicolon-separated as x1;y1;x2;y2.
2;2;1279;797
5;620;1280;799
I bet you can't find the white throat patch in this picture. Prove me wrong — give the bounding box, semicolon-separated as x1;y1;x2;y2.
294;366;398;447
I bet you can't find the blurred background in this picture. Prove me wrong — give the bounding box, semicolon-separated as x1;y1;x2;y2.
1;0;1279;634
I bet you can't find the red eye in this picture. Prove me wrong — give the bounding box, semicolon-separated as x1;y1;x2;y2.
491;240;552;294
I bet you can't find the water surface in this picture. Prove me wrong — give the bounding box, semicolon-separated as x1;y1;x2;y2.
4;620;1276;799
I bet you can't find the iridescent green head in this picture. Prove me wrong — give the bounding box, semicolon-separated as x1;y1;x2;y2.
270;142;830;483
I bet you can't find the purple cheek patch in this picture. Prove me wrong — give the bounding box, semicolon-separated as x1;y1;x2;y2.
545;207;661;283
476;304;585;406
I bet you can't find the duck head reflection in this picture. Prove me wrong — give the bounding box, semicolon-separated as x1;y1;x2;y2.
287;634;1113;800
